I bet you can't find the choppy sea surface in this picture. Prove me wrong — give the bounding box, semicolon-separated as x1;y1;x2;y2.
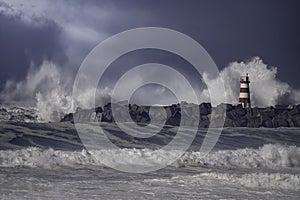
0;121;299;199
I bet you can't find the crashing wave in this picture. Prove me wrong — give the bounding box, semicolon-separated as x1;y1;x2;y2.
0;144;299;169
147;172;300;191
1;58;300;122
178;143;300;169
198;172;300;190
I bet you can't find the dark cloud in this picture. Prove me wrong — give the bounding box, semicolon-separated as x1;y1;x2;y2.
0;8;66;89
1;0;299;89
101;0;300;88
0;0;299;109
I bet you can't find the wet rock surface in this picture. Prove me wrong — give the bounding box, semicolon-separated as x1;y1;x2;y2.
61;102;300;128
0;106;38;122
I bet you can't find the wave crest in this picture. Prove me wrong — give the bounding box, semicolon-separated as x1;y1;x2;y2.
0;144;299;170
178;144;300;168
199;172;300;190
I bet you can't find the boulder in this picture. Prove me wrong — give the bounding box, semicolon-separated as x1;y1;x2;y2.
199;103;212;115
263;120;275;128
60;102;300;128
292;115;300;127
199;115;210;128
287;118;294;127
94;107;103;113
95;112;102;122
60;113;73;122
247;117;260;128
289;108;300;116
102;109;113;122
136;111;150;123
235;104;246;116
90;112;97;121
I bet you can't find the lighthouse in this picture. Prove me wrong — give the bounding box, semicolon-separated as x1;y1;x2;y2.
239;73;251;108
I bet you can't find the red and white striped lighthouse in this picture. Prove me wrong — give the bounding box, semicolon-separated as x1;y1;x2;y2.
239;73;251;108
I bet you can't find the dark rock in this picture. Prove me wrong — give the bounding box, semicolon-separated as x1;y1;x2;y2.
90;112;97;121
129;110;137;121
94;107;103;113
224;118;234;127
287;118;294;127
95;112;102;122
247;117;260;128
289;108;300;116
102;109;113;122
263;120;274;128
131;104;139;111
260;108;277;122
60;113;73;122
276;117;288;127
137;111;150;123
60;102;300;128
292;115;300;127
251;107;261;117
235;104;246;116
226;110;239;120
199;103;212;115
103;103;111;111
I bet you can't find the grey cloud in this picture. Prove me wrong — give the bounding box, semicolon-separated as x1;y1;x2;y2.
0;0;300;112
0;8;66;89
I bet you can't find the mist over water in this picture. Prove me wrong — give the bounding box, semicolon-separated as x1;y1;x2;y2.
0;57;299;121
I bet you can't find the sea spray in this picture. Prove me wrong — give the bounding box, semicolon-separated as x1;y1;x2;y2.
201;57;300;107
1;57;300;122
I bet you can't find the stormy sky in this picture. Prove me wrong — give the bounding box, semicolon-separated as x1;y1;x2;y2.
0;0;299;111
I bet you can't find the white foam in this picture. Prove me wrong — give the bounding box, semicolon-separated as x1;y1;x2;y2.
178;144;300;169
201;57;300;107
2;57;300;122
198;172;300;190
0;148;93;168
0;144;299;170
147;172;300;191
0;61;74;122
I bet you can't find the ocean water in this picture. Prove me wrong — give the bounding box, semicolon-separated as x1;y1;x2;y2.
0;122;299;199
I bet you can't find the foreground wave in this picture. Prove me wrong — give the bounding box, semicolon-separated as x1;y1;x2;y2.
1;144;299;169
146;172;300;191
1;124;300;199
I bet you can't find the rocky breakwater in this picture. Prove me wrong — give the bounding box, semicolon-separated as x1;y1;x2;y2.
61;102;300;128
0;106;38;122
